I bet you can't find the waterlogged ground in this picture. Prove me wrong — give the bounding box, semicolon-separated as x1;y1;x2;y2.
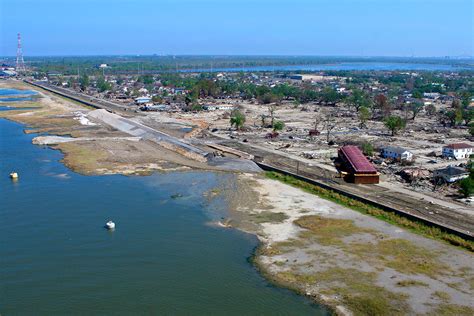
225;174;474;315
0;82;212;175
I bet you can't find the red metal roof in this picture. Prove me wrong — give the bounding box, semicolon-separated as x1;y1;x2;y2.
444;143;473;150
340;145;377;174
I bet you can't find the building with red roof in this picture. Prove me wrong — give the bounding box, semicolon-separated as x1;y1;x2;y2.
442;143;473;160
338;145;379;184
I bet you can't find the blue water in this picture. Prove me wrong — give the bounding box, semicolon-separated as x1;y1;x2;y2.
0;88;38;103
0;118;327;315
180;62;473;73
0;88;38;96
0;97;36;102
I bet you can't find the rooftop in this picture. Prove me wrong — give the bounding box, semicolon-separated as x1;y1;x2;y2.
382;146;411;155
436;166;469;177
340;145;377;174
444;143;473;150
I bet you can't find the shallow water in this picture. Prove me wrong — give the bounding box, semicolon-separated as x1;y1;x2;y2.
0;88;38;102
0;118;327;315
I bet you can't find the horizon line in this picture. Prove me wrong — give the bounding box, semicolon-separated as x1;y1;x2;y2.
1;54;473;60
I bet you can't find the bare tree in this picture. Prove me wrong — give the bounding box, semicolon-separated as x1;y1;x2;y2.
268;104;276;126
309;114;321;140
323;110;337;143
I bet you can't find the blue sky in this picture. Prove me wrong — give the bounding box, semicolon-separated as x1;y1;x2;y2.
1;0;472;56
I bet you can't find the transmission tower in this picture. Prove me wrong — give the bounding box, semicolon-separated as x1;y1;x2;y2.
16;33;26;72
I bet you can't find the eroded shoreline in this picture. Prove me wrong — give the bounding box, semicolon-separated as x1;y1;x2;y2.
217;173;474;315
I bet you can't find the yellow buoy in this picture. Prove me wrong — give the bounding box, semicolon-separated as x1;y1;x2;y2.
10;172;19;179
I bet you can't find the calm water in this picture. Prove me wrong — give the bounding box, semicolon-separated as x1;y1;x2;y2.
0;89;38;96
0;89;38;103
181;62;473;73
0;118;326;315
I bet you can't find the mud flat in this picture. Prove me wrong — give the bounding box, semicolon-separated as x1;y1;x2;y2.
0;81;259;175
220;173;474;315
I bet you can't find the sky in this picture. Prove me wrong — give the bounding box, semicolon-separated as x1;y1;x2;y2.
0;0;473;57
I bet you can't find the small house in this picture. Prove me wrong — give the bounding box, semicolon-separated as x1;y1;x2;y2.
433;166;469;183
381;146;413;161
442;143;473;159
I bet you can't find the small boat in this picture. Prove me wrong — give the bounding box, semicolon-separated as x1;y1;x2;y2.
10;172;19;179
105;220;115;230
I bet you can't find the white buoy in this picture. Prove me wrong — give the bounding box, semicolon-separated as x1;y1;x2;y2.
10;172;19;180
105;220;115;230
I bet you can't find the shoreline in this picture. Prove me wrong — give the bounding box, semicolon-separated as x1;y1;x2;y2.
222;173;474;315
2;81;473;315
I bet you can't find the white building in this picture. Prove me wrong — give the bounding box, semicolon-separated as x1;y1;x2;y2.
442;143;473;159
381;146;414;161
135;96;152;104
433;166;469;183
203;104;235;111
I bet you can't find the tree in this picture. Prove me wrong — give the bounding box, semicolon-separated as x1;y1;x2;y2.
469;123;474;137
410;101;424;120
322;87;343;105
139;75;154;85
452;98;461;109
374;94;391;118
268;104;276;126
323;111;337;142
412;90;423;99
152;95;163;103
384;116;406;136
361;142;374;156
96;76;112;92
230;110;246;131
79;74;89;91
348;89;370;112
272;120;285;132
459;177;474;198
446;108;464;126
358;106;371;128
259;92;276;104
463;108;474;125
425;103;436;117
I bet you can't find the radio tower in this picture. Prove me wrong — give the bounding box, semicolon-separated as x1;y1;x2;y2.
16;33;26;72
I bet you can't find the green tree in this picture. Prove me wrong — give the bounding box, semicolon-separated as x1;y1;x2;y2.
469;123;474;137
259;92;276;104
463;108;474;125
152;95;163;103
384;116;406;136
139;75;154;85
361;142;374;156
96;76;112;92
272;120;285;132
412;90;423;99
319;87;342;105
348;89;371;112
358;106;371;128
230;110;246;130
445;109;464;126
79;74;89;91
459;177;474;198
